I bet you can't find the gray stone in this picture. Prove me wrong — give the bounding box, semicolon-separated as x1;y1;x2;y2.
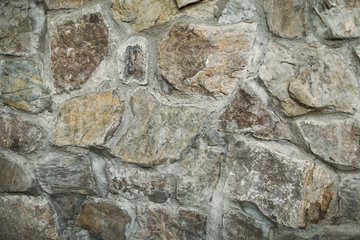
219;0;256;24
45;0;88;9
55;195;76;219
176;0;202;8
61;227;91;240
205;129;226;146
337;174;360;223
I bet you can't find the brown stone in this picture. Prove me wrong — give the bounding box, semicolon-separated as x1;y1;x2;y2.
49;12;109;90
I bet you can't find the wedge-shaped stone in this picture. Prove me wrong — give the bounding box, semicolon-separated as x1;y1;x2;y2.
225;140;338;228
112;91;206;166
159;22;257;96
176;0;201;8
53;90;124;147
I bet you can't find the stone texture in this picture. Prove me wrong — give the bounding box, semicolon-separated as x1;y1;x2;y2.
259;42;360;116
218;0;256;24
53;90;124;147
0;112;46;154
61;227;91;240
1;60;51;113
225;140;338;228
0;195;58;240
45;0;87;9
136;205;207;240
49;12;109;90
159;22;257;96
76;199;131;240
176;0;202;8
176;149;221;205
298;120;360;169
55;195;76;220
111;91;206;166
117;36;148;85
264;0;306;39
36;154;97;195
336;174;360;222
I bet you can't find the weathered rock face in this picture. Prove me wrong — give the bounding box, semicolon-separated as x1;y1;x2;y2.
264;0;306;39
55;195;76;220
76;199;131;240
314;0;360;39
337;174;360;222
1;60;51;113
136;205;207;240
111;91;206;166
218;0;256;24
298;120;360;169
49;12;109;90
225;140;338;228
45;0;87;9
53;90;124;147
159;22;257;96
0;195;58;240
259;42;360;116
176;0;202;8
0;112;46;154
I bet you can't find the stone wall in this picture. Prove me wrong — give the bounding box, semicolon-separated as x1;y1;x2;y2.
0;0;360;239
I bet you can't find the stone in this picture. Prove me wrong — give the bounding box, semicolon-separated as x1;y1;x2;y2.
0;195;58;240
55;195;76;219
298;120;360;169
259;42;360;116
53;90;124;147
264;0;306;39
159;22;257;96
45;0;87;9
117;36;148;85
205;129;226;146
314;0;360;39
36;154;97;195
176;0;202;8
111;90;206;166
354;45;360;60
336;174;360;223
49;12;109;90
1;60;51;113
176;149;222;205
0;112;46;154
136;204;207;240
219;0;256;24
61;227;91;240
225;139;339;228
76;198;131;240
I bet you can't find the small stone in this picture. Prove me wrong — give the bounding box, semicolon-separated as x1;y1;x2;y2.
61;226;91;240
136;204;207;240
49;12;109;90
219;0;256;24
0;195;58;240
45;0;87;9
53;90;124;147
111;90;206;166
176;0;202;8
0;112;46;154
205;129;226;146
264;0;306;39
55;195;76;219
159;22;257;96
1;60;51;113
337;174;360;223
76;198;131;240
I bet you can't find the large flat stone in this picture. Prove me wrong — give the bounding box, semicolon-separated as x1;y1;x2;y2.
53;90;124;147
111;91;206;166
159;22;257;96
225;139;339;228
0;195;58;240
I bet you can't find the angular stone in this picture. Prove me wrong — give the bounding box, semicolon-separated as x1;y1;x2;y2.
176;0;201;8
55;195;76;219
53;90;124;147
36;154;97;195
225;140;338;228
298;120;360;169
49;12;109;90
1;60;51;113
0;112;46;154
136;205;207;240
61;226;91;240
336;174;360;222
176;149;221;205
117;37;148;85
111;91;206;166
314;0;360;39
159;22;257;96
264;0;306;39
45;0;87;9
76;198;131;240
0;195;58;240
218;0;256;24
259;42;360;116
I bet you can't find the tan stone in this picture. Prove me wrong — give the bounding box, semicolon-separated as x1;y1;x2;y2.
176;0;202;8
45;0;87;9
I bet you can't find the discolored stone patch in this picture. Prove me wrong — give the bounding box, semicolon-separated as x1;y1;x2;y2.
49;12;109;90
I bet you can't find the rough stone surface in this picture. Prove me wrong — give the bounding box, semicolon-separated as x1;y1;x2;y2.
45;0;86;9
53;90;124;147
298;120;360;169
1;60;51;113
0;112;46;154
225;140;338;228
0;195;58;240
49;12;109;90
159;22;257;96
76;199;131;240
112;91;206;166
259;42;360;116
337;174;360;223
176;0;202;8
218;0;256;24
136;204;207;240
55;195;76;220
264;0;306;39
36;154;97;195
